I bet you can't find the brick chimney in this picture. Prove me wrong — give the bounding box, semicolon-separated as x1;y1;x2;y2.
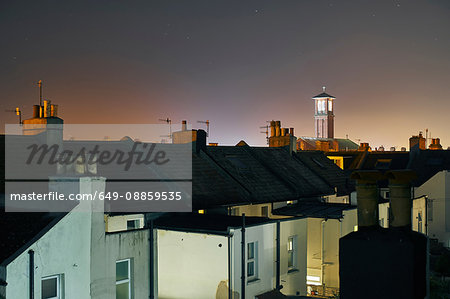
428;138;442;150
358;143;371;151
172;120;206;153
409;132;426;151
268;120;297;153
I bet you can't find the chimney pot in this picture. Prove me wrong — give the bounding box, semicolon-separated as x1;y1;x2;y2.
270;120;276;137
275;121;281;137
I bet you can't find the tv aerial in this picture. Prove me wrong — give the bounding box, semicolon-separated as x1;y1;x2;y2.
159;117;172;142
197;120;210;137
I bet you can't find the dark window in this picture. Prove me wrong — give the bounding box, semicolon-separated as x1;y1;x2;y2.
42;275;60;299
127;219;140;230
261;206;269;217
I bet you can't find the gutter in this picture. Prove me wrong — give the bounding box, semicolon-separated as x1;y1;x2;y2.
227;229;233;299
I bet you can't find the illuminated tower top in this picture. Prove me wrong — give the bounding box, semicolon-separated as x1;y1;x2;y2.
312;87;335;138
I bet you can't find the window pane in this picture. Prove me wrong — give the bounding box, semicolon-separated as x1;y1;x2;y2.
42;277;57;298
116;282;130;299
247;243;254;259
116;260;129;282
247;261;254;277
127;220;139;230
288;252;294;268
288;238;293;251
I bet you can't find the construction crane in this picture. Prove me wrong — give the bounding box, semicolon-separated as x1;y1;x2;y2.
5;107;22;124
197;120;210;137
159;117;172;142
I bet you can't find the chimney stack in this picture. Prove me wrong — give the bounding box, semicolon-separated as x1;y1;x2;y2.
429;138;442;150
181;120;187;131
358;143;371;151
32;105;40;118
409;132;426;150
386;170;417;230
350;171;384;229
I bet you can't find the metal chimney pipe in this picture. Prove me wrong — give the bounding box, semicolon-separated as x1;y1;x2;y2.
351;171;384;229
386;170;417;230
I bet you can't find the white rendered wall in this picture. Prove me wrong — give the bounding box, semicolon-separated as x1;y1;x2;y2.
279;218;307;296
415;171;450;247
157;229;229;299
230;223;275;299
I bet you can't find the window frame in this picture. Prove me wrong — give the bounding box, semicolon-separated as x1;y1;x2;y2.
287;236;298;271
247;242;258;282
116;258;132;299
126;219;140;230
41;274;61;299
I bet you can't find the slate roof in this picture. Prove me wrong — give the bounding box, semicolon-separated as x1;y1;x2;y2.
1;133;349;264
153;213;272;235
272;201;355;219
204;146;302;204
293;151;354;195
298;137;359;151
312;92;335;99
0;199;65;266
326;149;450;188
408;149;450;187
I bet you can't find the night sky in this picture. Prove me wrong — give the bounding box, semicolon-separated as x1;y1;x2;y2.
1;0;449;149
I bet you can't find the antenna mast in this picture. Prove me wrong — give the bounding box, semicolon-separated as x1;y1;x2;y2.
260;124;269;145
5;108;22;124
38;80;43;106
197;120;210;137
159;117;172;142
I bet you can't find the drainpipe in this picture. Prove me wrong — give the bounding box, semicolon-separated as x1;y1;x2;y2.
276;221;281;290
228;230;232;299
321;220;325;291
386;170;417;230
350;171;384;229
28;250;34;299
425;196;428;236
241;214;246;299
149;220;154;299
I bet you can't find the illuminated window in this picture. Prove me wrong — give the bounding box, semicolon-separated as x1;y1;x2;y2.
307;275;321;286
247;242;258;281
353;225;358;232
116;259;132;299
42;275;62;299
198;209;205;214
317;100;326;113
328;100;332;111
288;236;297;270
